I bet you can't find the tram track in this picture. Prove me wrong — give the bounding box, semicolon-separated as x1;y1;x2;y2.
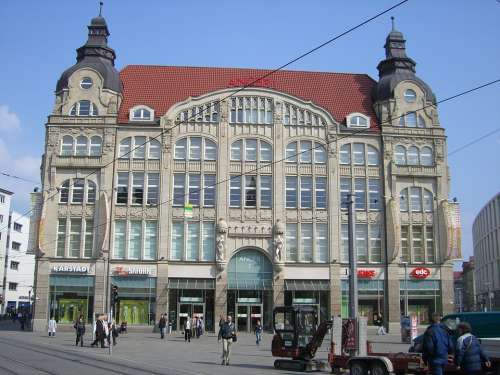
0;351;59;375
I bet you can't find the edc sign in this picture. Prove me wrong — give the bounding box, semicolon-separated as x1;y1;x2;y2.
410;267;431;279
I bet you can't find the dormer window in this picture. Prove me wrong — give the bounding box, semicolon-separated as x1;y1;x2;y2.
130;106;154;121
80;77;93;90
346;113;370;128
70;100;98;116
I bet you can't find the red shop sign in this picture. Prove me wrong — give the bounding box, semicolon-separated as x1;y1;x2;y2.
357;269;376;278
410;267;431;279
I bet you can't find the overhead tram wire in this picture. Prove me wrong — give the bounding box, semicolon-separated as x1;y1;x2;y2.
0;172;40;186
448;126;500;156
0;0;410;233
34;78;500;252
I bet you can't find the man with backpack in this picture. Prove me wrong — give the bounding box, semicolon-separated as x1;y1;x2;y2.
422;313;454;375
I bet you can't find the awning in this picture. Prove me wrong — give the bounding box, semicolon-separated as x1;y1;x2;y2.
168;278;215;290
227;279;273;291
284;280;330;291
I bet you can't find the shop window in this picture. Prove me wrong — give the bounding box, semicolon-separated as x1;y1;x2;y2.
285;141;326;164
285;176;327;209
230;138;272;162
169;221;215;261
173;173;216;207
115;172;159;206
49;275;95;324
119;136;161;160
230;97;272;124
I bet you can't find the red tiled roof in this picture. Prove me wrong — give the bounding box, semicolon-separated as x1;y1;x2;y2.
118;65;378;126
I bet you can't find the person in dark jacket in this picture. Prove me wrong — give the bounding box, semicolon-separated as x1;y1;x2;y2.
218;315;236;366
91;316;106;348
422;313;454;375
74;315;86;347
455;322;491;375
158;314;167;339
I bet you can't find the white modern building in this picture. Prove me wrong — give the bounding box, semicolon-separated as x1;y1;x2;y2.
0;188;34;315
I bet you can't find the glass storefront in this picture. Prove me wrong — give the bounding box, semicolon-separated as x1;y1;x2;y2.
112;276;156;325
284;280;330;323
227;249;274;332
341;279;384;324
400;280;441;324
49;275;94;324
168;278;215;332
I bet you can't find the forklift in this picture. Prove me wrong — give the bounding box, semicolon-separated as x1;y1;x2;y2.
272;306;332;371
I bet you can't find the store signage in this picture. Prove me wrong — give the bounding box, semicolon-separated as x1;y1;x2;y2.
293;298;317;304
410;267;431;279
114;266;152;276
180;297;203;303
227;77;274;88
184;203;193;218
357;269;376;279
52;265;88;273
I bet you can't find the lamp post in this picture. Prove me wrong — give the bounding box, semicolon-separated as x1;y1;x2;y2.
402;262;408;317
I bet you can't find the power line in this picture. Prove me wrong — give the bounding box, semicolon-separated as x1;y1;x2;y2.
34;78;500;253
448;126;500;156
0;0;409;233
0;172;40;186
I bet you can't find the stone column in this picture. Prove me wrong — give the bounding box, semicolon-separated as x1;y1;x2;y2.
215;271;228;321
94;259;106;316
440;263;454;315
329;263;342;317
273;270;285;307
33;259;50;332
155;262;169;323
386;263;401;332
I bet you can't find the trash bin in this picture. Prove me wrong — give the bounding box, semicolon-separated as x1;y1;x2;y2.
168;322;172;334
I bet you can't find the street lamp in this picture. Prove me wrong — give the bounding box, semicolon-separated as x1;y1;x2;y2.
402;261;409;317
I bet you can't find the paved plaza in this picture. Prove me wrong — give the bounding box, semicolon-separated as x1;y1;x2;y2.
0;321;412;375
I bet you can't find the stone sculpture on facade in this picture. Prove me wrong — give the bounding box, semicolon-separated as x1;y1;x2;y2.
216;218;228;270
273;220;285;271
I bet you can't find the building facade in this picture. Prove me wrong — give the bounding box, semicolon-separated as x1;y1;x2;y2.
31;14;459;332
461;256;476;311
0;188;34;315
473;193;500;311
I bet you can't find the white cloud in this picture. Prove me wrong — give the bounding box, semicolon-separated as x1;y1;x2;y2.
0;105;21;133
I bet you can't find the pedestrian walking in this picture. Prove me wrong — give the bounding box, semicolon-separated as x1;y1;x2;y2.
48;316;57;337
184;315;192;342
455;322;491;375
191;316;197;339
196;317;203;338
74;315;86;347
20;313;26;331
218;315;236;366
107;322;118;346
254;319;263;345
422;313;454;375
159;314;167;339
374;313;386;335
401;314;411;343
91;315;106;348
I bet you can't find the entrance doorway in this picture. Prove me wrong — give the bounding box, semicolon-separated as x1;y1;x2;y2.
178;303;205;330
236;304;262;332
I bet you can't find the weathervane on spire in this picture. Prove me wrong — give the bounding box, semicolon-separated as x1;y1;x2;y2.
99;1;104;16
391;16;395;31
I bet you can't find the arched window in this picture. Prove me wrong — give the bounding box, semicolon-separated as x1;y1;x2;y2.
69;100;98;116
230;139;272;162
366;145;380;166
75;136;88;156
285;140;326;164
399;187;433;212
423;189;433;212
132;108;151;121
59;180;70;203
87;181;97;203
230;97;272;124
398;112;417;127
119;137;161;160
418;115;426;128
174;137;217;161
149;139;161;159
348;115;368;128
407;146;419;165
61;135;74;156
119;137;131;159
89;136;102;156
59;179;96;204
420;146;433;166
204;139;217;160
283;103;325;126
394;145;407;165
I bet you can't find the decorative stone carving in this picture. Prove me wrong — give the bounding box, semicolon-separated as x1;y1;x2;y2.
216;218;228;270
273;219;285;271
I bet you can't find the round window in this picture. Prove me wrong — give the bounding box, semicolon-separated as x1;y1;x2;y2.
404;89;417;103
80;77;93;89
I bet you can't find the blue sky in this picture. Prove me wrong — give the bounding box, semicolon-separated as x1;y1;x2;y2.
0;0;498;263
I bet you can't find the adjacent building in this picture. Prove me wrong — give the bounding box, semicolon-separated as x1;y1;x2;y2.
0;189;34;314
462;256;476;311
31;12;461;332
473;193;500;311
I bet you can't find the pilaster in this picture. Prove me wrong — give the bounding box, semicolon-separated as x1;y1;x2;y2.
155;262;169;320
215;271;227;321
329;263;342;317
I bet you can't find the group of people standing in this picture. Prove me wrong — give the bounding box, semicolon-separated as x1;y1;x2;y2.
90;314;119;348
181;315;204;342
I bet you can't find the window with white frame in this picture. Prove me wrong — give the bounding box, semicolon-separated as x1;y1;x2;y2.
285;141;326;164
178;101;219;123
170;221;215;261
115;172;159;205
394;145;434;166
59;179;96;204
285;176;327;209
69;100;98;116
174;137;216;161
56;218;94;258
229;174;272;208
113;220;157;260
340;177;380;211
60;135;102;156
399;187;433;212
285;223;328;263
119;137;161;160
13;222;22;232
339;143;379;166
282;103;325;126
398;112;425;128
346;113;370;128
394;145;407;165
173;174;216;207
230;97;272;124
130;106;154;121
230;139;272;162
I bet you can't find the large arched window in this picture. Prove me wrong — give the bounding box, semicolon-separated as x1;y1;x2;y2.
285;140;326;164
227;249;273;289
339;143;379;166
75;136;88;156
119;137;162;160
231;139;272;162
89;136;102;156
69;100;98;116
407;146;419;165
174;137;217;161
59;178;97;204
394;145;407;165
420;146;433;166
61;135;75;156
399;187;433;212
230;97;273;124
